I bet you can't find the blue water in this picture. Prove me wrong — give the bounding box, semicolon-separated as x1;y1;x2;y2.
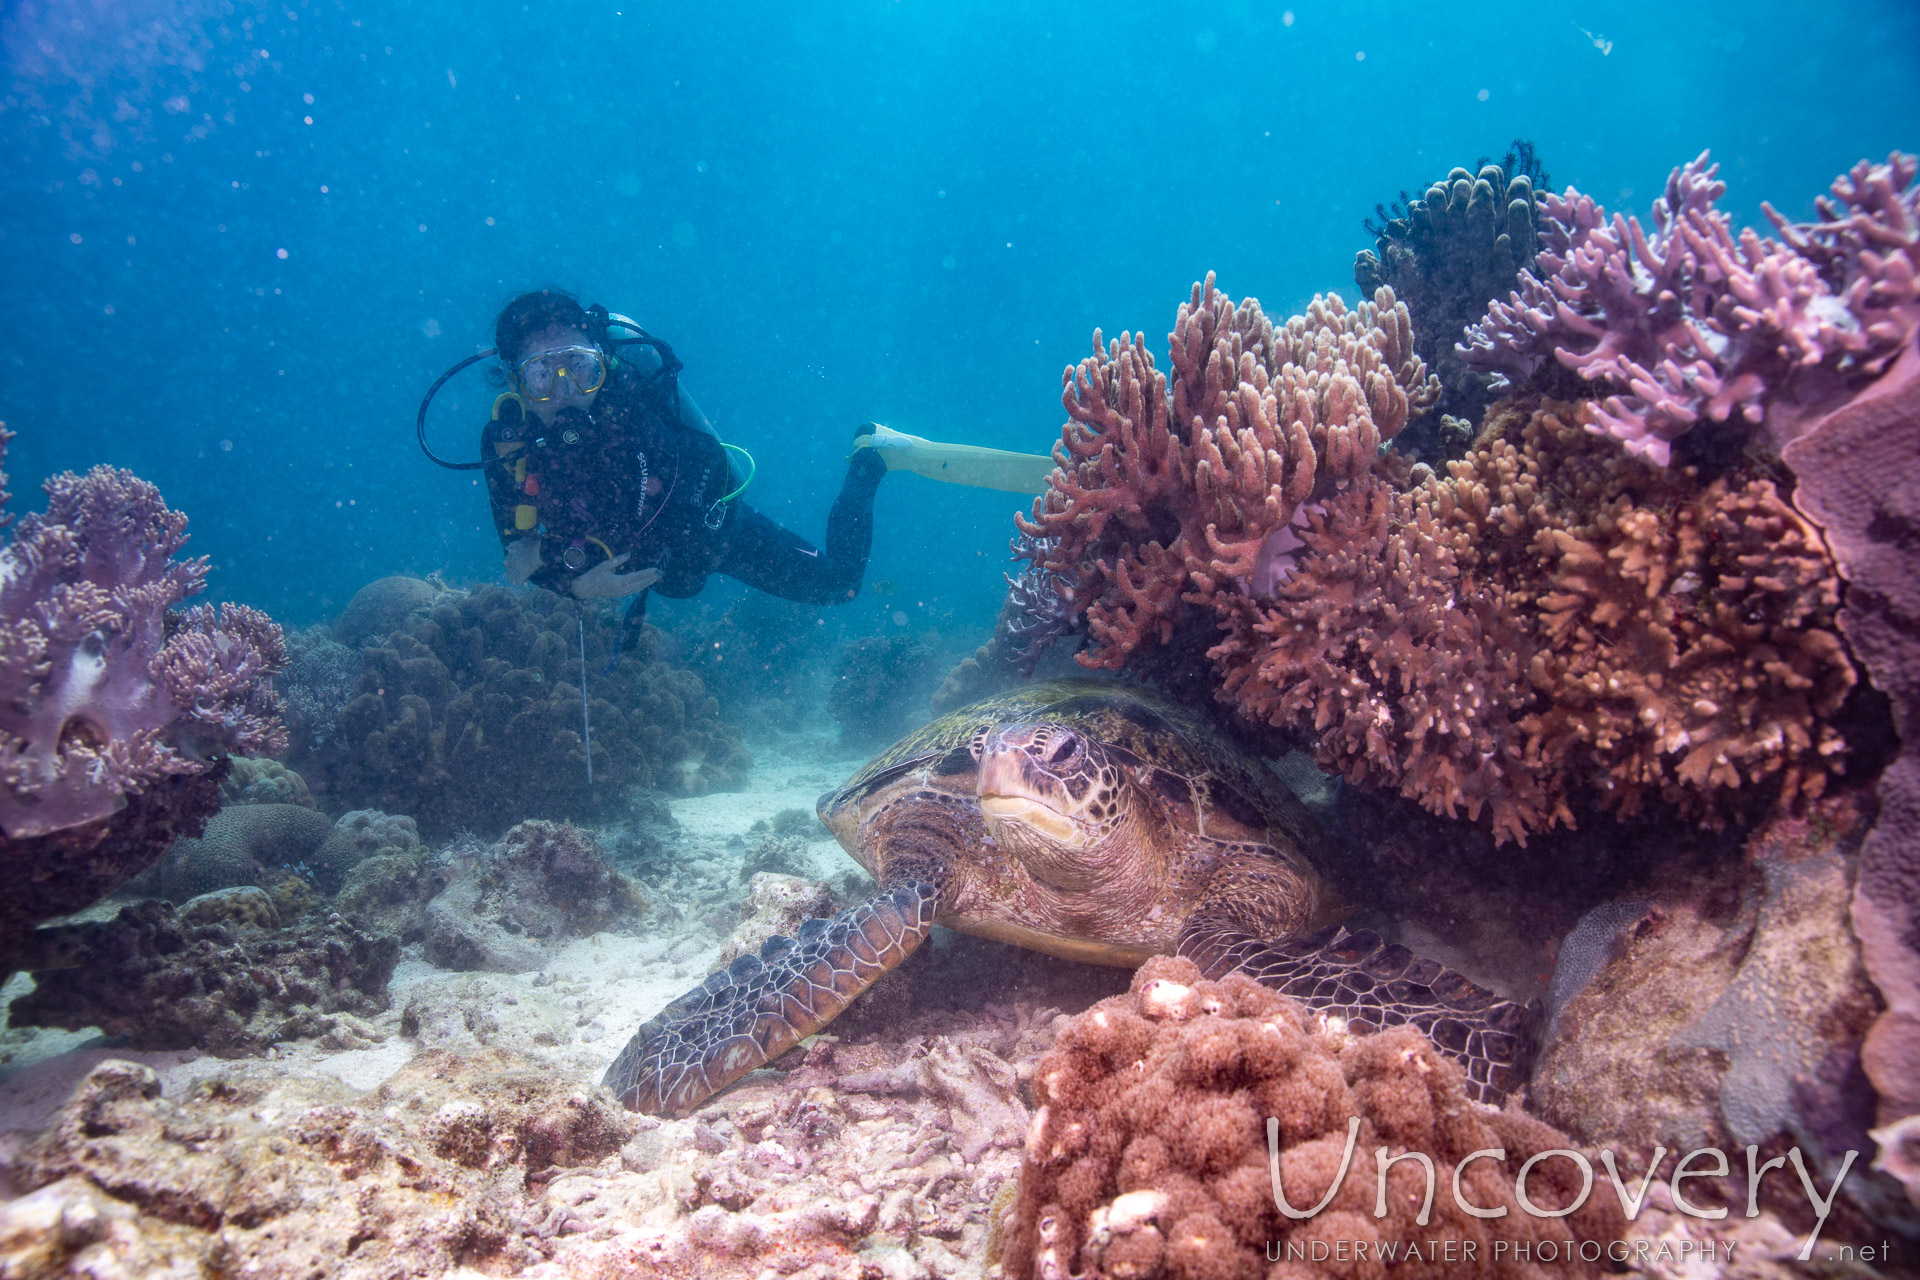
3;0;1916;636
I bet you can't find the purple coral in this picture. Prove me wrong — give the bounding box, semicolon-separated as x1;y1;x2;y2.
1460;151;1920;465
0;435;287;840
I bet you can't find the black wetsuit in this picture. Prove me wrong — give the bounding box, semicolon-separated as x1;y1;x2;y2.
482;351;884;614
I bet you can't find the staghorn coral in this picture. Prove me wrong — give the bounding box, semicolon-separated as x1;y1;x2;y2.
1005;955;1622;1280
294;583;750;837
1356;149;1544;431
1016;273;1439;670
1460;151;1920;465
0;431;287;841
8;899;398;1055
1208;397;1857;844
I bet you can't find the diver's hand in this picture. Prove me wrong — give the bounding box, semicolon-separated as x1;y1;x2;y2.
504;537;543;584
570;553;661;599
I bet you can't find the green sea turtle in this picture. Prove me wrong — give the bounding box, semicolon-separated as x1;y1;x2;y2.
604;679;1535;1114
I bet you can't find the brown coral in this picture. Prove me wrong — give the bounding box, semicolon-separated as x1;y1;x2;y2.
1208;398;1857;844
1015;274;1439;669
1005;955;1622;1280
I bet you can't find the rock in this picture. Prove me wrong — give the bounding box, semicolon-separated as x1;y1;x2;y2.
7;900;399;1056
715;873;836;969
177;885;280;933
335;849;432;943
4;1049;630;1278
423;821;643;973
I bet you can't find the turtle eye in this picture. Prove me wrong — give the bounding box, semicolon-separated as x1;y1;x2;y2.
1047;731;1079;764
969;727;990;760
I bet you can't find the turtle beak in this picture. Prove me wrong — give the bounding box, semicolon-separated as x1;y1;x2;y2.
976;724;1084;844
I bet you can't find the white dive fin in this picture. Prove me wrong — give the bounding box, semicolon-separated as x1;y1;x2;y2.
862;423;1054;494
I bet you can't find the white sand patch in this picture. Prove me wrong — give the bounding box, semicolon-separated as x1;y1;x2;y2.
0;736;877;1142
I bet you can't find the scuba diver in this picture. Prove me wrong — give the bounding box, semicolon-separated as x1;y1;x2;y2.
479;289;887;622
416;287;1055;640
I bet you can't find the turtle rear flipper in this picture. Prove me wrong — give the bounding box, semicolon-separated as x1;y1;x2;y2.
1180;924;1539;1106
603;880;939;1115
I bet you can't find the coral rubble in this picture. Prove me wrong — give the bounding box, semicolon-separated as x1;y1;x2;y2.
425;820;644;973
294;584;750;836
8;899;398;1055
1005;955;1623;1279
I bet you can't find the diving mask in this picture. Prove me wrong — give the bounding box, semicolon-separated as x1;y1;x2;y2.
516;345;608;400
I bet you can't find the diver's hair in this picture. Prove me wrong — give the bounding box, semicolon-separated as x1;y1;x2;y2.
493;288;596;364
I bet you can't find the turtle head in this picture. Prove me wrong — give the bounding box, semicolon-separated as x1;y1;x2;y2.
975;721;1140;892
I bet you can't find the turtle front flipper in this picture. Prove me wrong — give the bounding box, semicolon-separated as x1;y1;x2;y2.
603;880;939;1115
1179;923;1540;1106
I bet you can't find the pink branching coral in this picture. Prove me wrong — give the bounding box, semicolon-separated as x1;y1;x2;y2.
1460;151;1920;465
1015;274;1439;668
0;435;287;839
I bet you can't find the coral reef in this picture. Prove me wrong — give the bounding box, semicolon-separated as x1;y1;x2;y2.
425;820;644;973
218;756;314;808
1210;397;1858;844
1461;152;1920;465
1356;147;1544;431
0;431;287;840
676;591;838;730
330;573;445;646
277;623;359;751
0;1051;631;1278
1781;342;1920;1153
1005;955;1623;1280
294;584;750;837
827;632;946;747
7;899;398;1055
0;760;227;980
157;801;366;900
1016;273;1440;670
1534;798;1881;1163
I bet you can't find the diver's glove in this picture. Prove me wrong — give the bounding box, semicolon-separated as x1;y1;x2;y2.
504;536;544;584
570;552;661;599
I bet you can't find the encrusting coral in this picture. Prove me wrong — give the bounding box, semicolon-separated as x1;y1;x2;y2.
292;583;750;836
1005;955;1623;1280
7;899;398;1055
